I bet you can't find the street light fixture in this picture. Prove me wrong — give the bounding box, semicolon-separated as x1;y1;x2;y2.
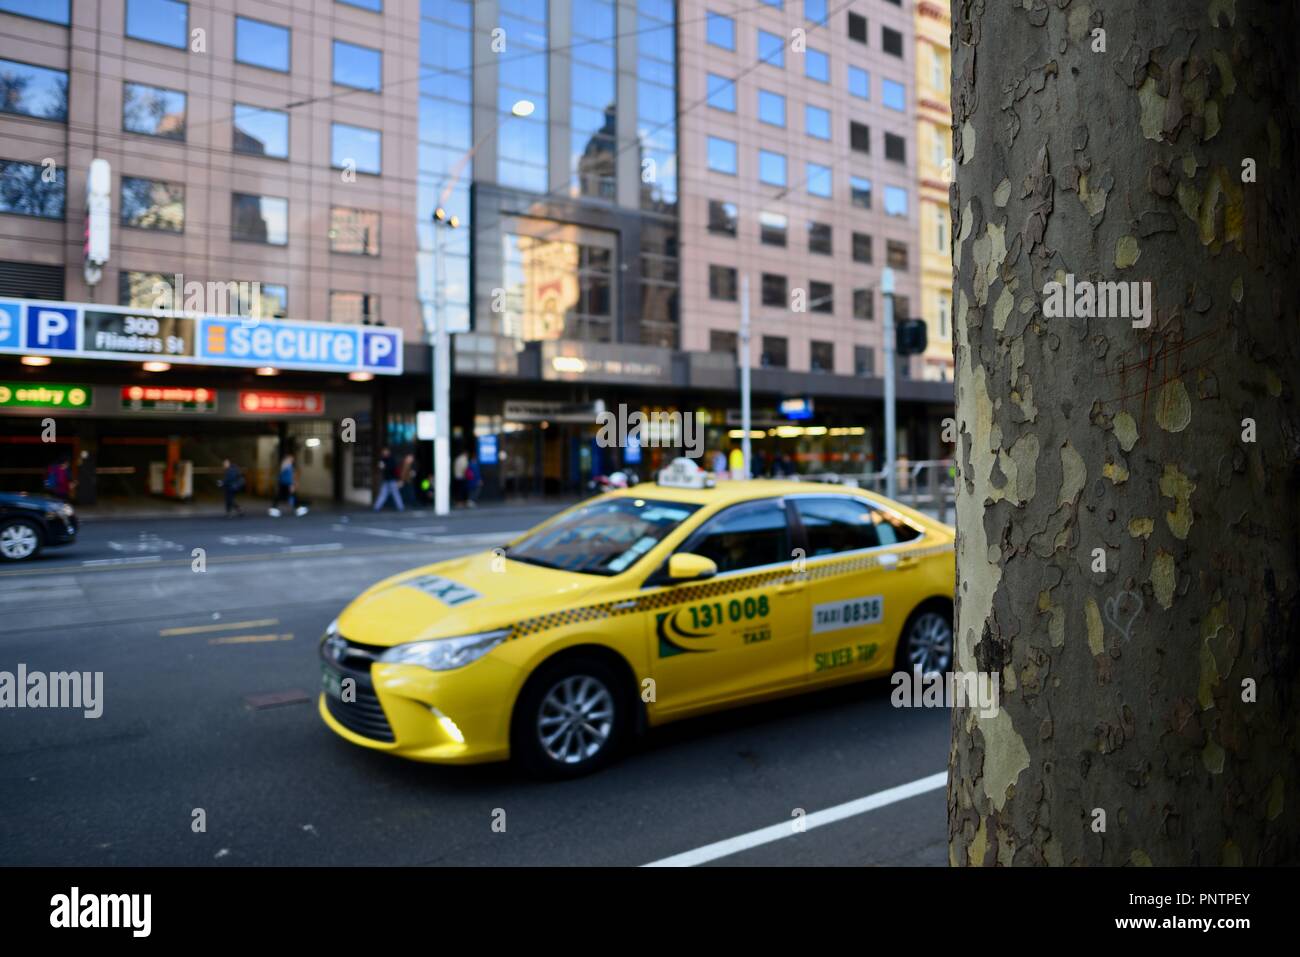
430;206;461;517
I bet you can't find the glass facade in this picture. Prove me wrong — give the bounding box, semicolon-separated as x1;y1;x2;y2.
571;0;617;200
497;0;549;191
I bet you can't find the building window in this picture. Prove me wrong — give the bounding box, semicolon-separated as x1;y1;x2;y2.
236;17;291;72
934;207;948;252
810;340;834;372
937;292;951;338
808;221;832;255
806;162;832;198
125;0;188;48
233;104;288;158
850;121;870;153
122;82;186;139
0;0;69;24
708;200;738;236
805;47;829;83
895;295;912;320
231;193;288;245
758;29;785;67
332;123;381;174
848;65;870;100
330;206;380;256
805;0;828;25
761;273;787;308
886;240;909;270
931;47;946;91
707;136;738;174
333;40;382;91
338;0;382;10
496;0;549;194
885;132;906;163
709;264;738;302
853;288;874;320
809;281;833;314
758;89;786;127
759;211;787;247
570;0;617;202
852;232;873;264
120;177;183;232
759;0;783;7
882;26;904;58
0;159;65;219
0;59;67;122
882;78;906;111
884;185;909;217
707;73;736;111
847;12;867;44
932;125;948;168
759;150;787;187
761;336;787;368
850;176;872;209
854;345;875;376
711;330;737;354
706;11;735;50
248;284;288;319
118;271;169;309
805;104;831;140
330;291;380;324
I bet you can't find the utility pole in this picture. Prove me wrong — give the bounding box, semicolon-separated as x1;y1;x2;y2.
431;207;459;517
739;272;751;479
882;267;896;500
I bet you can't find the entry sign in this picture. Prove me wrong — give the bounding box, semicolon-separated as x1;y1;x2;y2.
238;391;324;415
0;382;92;409
121;385;216;412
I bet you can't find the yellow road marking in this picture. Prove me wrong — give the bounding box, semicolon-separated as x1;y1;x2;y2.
208;633;295;645
160;618;279;637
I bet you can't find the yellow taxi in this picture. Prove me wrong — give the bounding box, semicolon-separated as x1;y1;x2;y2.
319;459;955;777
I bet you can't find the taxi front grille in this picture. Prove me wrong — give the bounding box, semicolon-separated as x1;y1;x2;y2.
321;636;395;743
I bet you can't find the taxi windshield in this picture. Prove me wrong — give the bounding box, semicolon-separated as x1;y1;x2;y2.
506;498;699;576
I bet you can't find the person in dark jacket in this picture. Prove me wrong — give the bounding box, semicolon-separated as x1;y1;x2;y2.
220;459;245;517
373;446;404;512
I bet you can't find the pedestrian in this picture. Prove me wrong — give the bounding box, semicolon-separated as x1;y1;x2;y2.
465;454;481;508
220;458;245;517
400;453;417;507
44;454;72;500
270;452;307;517
710;449;727;474
373;446;404;512
453;449;469;505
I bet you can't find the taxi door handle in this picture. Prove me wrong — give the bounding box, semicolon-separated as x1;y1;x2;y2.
777;581;806;594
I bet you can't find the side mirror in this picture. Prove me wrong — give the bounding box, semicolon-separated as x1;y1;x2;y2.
667;553;717;582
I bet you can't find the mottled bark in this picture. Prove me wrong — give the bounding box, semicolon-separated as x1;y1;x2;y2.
948;0;1300;865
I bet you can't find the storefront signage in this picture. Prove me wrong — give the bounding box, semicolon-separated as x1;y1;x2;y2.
541;342;670;385
121;385;217;413
780;397;815;420
477;434;498;466
0;299;402;376
238;391;325;415
503;399;605;423
0;382;92;409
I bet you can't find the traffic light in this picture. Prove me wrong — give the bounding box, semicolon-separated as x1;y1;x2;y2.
896;318;928;356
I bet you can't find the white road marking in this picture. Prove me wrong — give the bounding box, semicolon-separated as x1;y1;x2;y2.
82;556;163;567
282;543;344;553
642;771;948;867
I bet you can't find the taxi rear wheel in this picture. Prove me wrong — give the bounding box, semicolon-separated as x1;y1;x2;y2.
895;603;954;676
513;657;627;778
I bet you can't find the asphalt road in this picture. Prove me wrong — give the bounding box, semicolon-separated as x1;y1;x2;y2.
0;507;951;866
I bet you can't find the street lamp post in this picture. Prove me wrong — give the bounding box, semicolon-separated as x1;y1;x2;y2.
739;273;752;479
882;267;897;500
431;206;459;517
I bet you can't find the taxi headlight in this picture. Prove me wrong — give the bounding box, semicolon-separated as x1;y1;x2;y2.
378;629;509;672
325;617;339;638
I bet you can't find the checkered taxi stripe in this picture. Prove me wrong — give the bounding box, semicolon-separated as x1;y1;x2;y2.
505;540;953;641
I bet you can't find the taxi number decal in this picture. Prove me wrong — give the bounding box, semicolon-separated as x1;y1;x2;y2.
404;574;481;606
687;594;770;630
812;595;883;634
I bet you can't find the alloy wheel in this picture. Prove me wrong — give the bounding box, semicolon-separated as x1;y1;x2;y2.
906;611;953;675
0;523;39;560
537;674;615;765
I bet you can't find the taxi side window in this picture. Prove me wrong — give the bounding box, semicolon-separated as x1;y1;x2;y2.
794;497;921;556
682;499;790;573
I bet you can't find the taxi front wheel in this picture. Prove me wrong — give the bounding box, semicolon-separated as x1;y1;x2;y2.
513;656;628;778
895;603;955;676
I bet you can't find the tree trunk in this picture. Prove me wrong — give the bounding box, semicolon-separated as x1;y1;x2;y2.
948;0;1300;865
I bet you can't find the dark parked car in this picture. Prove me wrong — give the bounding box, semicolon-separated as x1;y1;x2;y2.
0;492;77;561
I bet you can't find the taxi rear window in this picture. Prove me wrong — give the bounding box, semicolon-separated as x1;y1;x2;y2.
506;498;700;576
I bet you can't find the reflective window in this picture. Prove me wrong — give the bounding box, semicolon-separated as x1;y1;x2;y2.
759;211;787;247
329;291;380;324
500;231;616;342
707;136;737;174
126;0;187;48
330;207;380;256
332;123;382;174
758;30;785;67
120;176;184;231
805;47;829;82
231;193;288;245
761;336;787;368
811;340;834;372
758;150;786;187
333;40;381;91
855;346;875;375
850;175;872;209
236;17;290;72
809;281;833;314
683;500;790;573
498;2;548;192
706;11;735;50
571;0;616;200
242;283;288;319
123;82;186;139
848;65;870;99
884;185;909;217
339;0;382;10
0;159;65;218
709;264;738;302
882;78;906;111
795;498;920;555
758;89;785;127
0;59;67;122
511;498;699;576
233;104;288;158
707;73;736;111
852;232;872;264
804;0;828;25
808;221;832;255
806;162;832;198
119;272;169;309
805;104;830;139
0;0;69;24
761;273;786;308
853;288;874;320
708;200;737;236
887;239;909;270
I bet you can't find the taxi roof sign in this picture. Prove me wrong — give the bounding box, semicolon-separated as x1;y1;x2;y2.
657;457;714;489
